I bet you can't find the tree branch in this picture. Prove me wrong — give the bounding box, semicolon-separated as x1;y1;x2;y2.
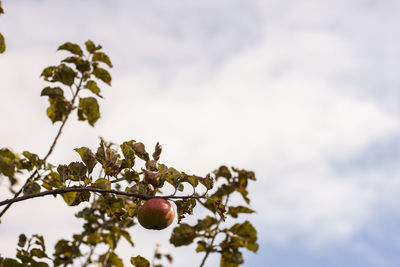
0;187;207;207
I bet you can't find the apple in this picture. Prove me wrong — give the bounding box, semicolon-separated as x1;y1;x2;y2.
137;198;175;230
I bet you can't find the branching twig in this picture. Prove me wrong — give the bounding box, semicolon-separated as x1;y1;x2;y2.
0;77;84;219
63;231;86;267
199;195;230;267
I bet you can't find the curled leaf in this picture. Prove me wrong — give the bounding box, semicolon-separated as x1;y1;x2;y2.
57;42;83;56
92;52;113;68
74;147;97;174
130;255;150;267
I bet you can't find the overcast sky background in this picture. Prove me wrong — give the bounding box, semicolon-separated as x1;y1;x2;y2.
1;0;400;266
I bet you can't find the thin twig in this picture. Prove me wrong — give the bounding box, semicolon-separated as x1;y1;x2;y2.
199;195;230;267
0;76;84;219
63;231;86;267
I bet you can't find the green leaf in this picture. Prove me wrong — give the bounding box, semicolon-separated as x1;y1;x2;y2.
40;66;54;80
32;234;46;251
86;232;101;245
229;221;258;252
75;191;91;205
220;250;243;267
170;223;197;246
181;174;198;188
130;255;150;267
203;199;227;219
93;67;111;85
84;80;102;97
166;167;181;187
75;58;91;73
0;2;4;14
198;174;214;190
77;97;100;126
61;191;89;206
42;171;63;190
62;57;91;73
195;216;218;231
228;206;255;218
62;192;77;206
18;234;27;248
46;95;70;123
52;64;76;86
30;248;46;258
74;147;97;174
174;199;196;223
22;151;41;168
102;232;116;249
236;187;250;204
0;148;18;160
92;52;113;68
95;140;121;177
120;141;136;168
40;87;64;97
2;258;22;267
57;164;70;182
123;169;140;183
53;240;75;265
120;230;134;247
152;142;162;161
61;56;78;64
22;181;41;195
215;165;232;179
102;252;123;267
195;240;208;252
85;40;101;53
0;32;5;54
0;148;19;181
68;162;87;181
93;178;111;190
177;183;184;192
57;42;83;56
233;167;256;182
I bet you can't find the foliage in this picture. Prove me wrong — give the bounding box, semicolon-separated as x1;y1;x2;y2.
0;5;258;266
0;1;5;54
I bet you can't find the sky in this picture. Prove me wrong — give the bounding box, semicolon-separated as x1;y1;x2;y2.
1;0;400;266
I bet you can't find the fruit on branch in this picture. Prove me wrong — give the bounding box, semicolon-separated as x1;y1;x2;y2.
137;198;175;230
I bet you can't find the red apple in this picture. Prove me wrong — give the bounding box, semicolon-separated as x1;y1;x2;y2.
137;198;175;230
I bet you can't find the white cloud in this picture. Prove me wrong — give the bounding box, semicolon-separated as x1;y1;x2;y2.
1;0;400;266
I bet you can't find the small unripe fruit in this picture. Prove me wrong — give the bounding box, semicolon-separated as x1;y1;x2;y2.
137;198;175;230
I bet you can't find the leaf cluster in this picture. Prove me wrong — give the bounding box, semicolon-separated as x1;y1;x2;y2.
40;40;112;125
170;166;258;267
